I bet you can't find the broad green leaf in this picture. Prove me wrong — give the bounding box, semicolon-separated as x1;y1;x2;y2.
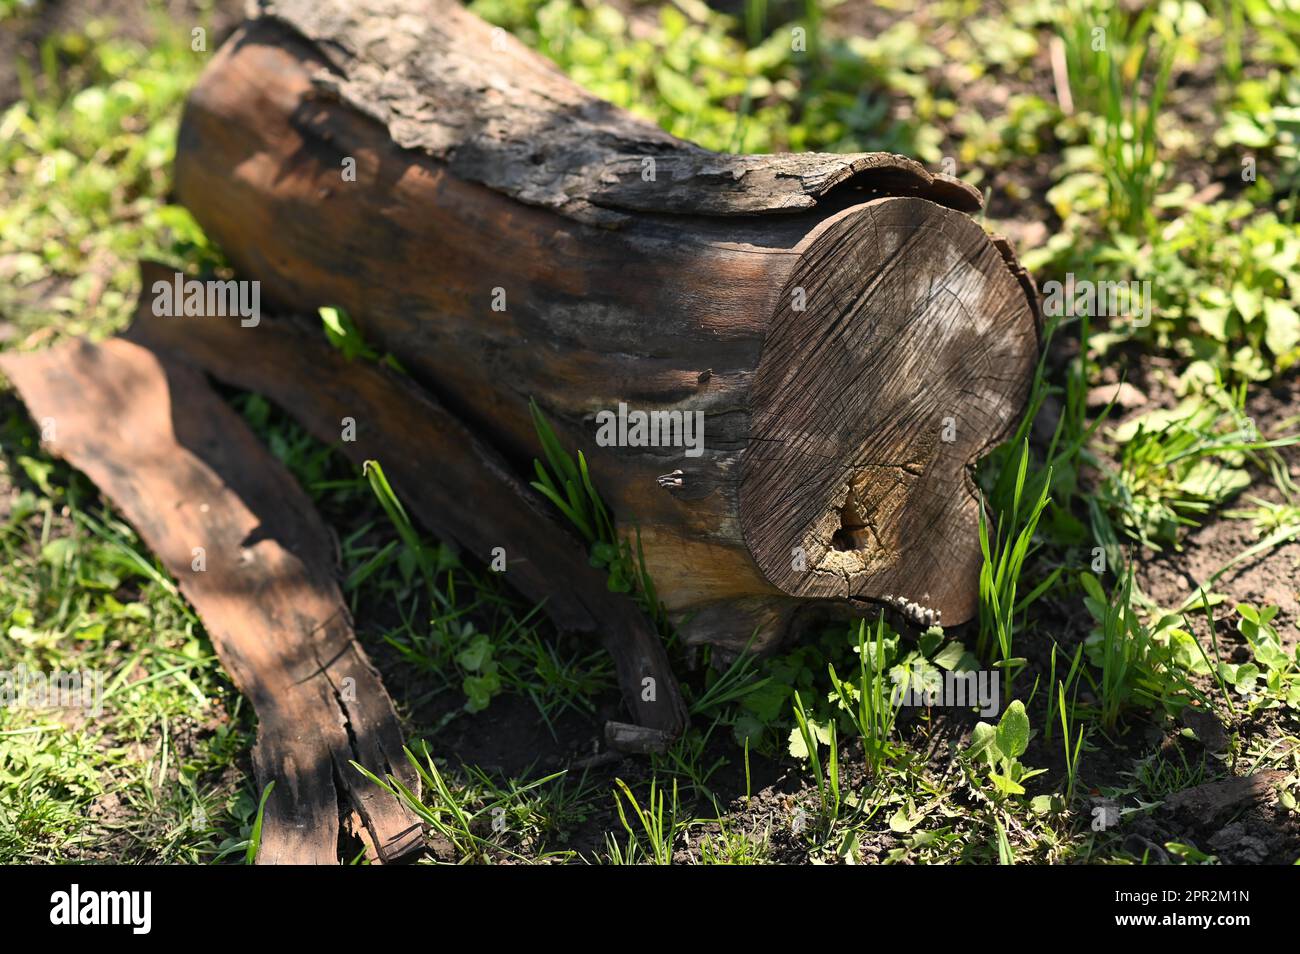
653;65;706;113
966;721;1001;764
932;640;967;671
996;700;1030;759
1231;283;1262;324
888;805;924;833
1263;298;1300;357
989;772;1025;796
787;719;831;760
455;633;492;672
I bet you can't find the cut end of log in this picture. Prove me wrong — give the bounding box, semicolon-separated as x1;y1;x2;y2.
740;196;1039;625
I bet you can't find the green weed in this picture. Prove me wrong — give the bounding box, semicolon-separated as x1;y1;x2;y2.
966;700;1044;799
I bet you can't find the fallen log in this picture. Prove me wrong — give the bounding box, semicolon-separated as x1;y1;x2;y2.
174;0;1041;654
0;338;424;864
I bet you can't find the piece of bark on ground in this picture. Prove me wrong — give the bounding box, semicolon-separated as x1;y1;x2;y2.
0;337;423;864
1164;770;1285;824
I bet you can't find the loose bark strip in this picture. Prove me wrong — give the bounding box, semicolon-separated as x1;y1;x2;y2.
175;0;1042;655
253;0;982;226
126;262;686;741
0;339;423;864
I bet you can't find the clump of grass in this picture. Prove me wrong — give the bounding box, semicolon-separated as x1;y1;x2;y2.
977;440;1054;686
791;689;840;832
1081;566;1154;730
1057;682;1085;807
1043;641;1084;744
1078;566;1216;730
1227;497;1300;536
362;459;439;593
1132;746;1210;799
360;457;613;720
697;812;770;864
528;400;665;626
1089;383;1300;550
1057;0;1174;237
827;617;900;778
608;777;680;865
354;747;574;863
244;781;275;865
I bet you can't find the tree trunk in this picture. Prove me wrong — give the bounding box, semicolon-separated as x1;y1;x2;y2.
172;0;1041;654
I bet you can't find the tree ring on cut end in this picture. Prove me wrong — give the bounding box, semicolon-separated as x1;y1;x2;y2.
738;196;1038;625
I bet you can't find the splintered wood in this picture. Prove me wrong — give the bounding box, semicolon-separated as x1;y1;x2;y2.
0;339;422;864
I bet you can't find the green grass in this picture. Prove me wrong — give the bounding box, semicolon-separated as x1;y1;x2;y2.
608;776;680;864
791;688;841;830
828;618;901;779
1085;379;1300;551
1057;0;1175;237
0;16;219;344
359;457;615;723
353;747;580;863
977;440;1054;686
